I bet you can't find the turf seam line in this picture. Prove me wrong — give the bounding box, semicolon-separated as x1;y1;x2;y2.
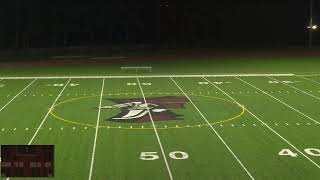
268;77;320;100
237;77;320;125
137;77;174;180
88;78;105;180
171;77;255;180
231;77;320;168
28;79;71;145
0;79;37;112
0;73;294;79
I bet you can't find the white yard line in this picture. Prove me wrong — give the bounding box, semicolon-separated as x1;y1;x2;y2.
5;79;70;180
0;79;37;112
137;77;173;180
171;77;255;180
268;77;320;100
88;78;105;180
235;77;320;124
296;75;320;85
28;79;71;145
0;73;294;80
203;77;320;169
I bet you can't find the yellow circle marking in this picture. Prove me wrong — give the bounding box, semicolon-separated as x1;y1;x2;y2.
50;93;245;130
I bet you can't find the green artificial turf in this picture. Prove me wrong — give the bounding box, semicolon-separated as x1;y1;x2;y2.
0;54;320;179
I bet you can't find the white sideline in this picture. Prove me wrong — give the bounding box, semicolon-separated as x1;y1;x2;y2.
296;75;320;85
171;77;255;180
88;78;105;180
299;74;320;77
0;73;294;80
28;79;71;145
137;77;173;180
268;76;320;100
236;77;320;124
227;77;320;168
0;79;37;112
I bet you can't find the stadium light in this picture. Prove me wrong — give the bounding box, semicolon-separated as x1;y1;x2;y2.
308;0;314;48
307;25;317;30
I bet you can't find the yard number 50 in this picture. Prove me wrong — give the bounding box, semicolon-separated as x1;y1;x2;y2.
140;151;189;161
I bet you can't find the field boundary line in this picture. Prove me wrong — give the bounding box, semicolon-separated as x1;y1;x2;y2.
28;79;71;145
298;74;320;77
268;77;320;100
171;77;255;180
137;77;173;180
0;73;294;79
295;75;320;85
0;79;37;112
235;77;320;124
204;77;320;168
88;78;105;180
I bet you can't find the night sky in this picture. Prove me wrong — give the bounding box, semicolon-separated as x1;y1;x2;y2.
0;0;318;49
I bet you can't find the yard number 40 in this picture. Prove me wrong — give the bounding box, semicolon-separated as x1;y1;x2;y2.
279;148;320;157
140;151;189;161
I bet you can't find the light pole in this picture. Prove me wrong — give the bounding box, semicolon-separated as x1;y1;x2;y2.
307;0;317;48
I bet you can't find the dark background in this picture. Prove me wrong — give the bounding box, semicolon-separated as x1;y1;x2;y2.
0;0;319;50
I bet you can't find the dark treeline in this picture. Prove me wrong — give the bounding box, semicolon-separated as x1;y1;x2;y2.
0;0;314;49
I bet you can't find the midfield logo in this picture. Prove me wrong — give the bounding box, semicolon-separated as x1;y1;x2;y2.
98;96;189;123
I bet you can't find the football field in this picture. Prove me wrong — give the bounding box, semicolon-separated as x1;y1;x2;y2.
0;73;320;180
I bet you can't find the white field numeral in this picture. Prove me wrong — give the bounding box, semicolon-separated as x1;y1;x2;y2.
46;83;79;87
304;148;320;156
278;149;298;157
127;83;151;86
53;84;65;87
169;151;189;160
140;151;189;160
127;83;137;86
142;83;152;86
279;148;320;157
268;81;299;84
69;83;79;87
0;84;5;88
140;152;159;160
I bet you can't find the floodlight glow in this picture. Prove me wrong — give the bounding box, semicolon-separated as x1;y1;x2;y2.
307;25;317;30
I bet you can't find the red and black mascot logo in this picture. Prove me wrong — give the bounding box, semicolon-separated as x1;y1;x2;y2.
98;96;189;123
